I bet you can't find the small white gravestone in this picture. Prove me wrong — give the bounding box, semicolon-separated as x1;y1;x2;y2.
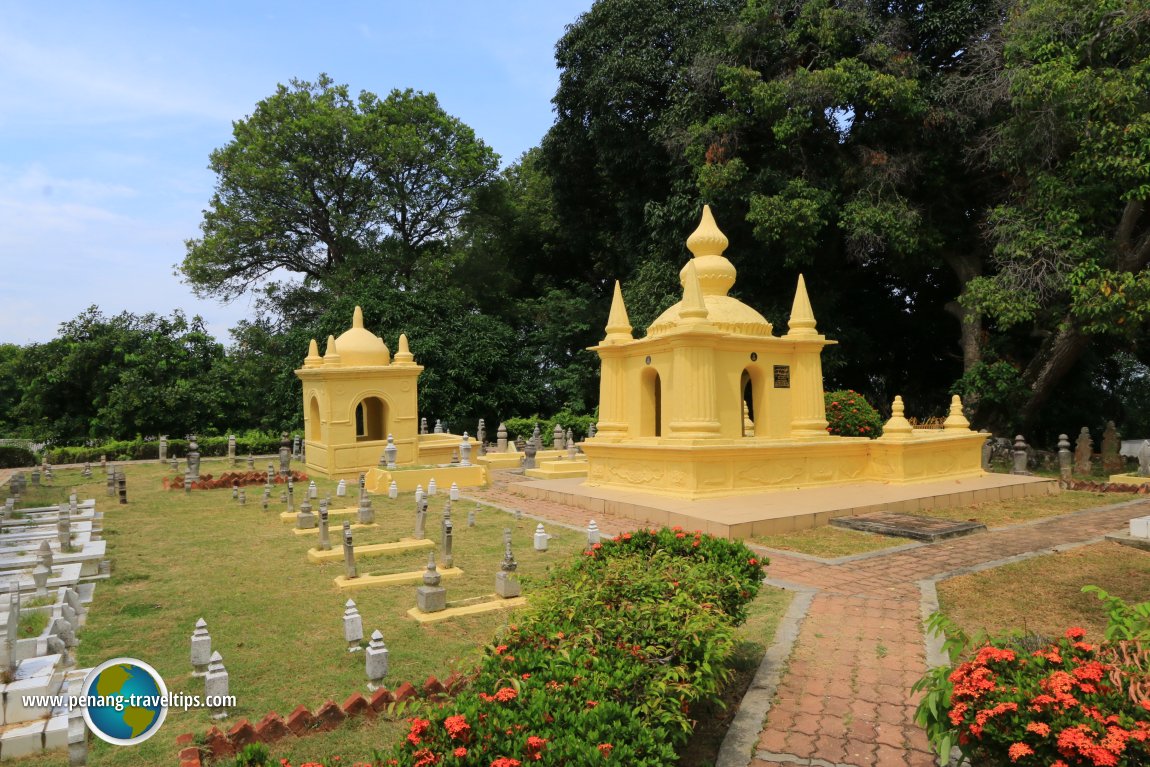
308;481;318;499
336;479;348;497
415;485;424;506
428;478;438;496
449;482;460;501
389;480;398;500
343;599;363;652
366;630;389;690
190;618;211;676
205;651;229;719
587;520;601;546
534;523;550;552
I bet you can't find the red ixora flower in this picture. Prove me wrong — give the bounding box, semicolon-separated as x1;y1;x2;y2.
597;743;613;758
493;686;518;702
453;747;467;758
1065;626;1087;640
748;558;758;565
444;714;471;741
490;759;521;767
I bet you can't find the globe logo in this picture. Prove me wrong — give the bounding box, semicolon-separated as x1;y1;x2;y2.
81;658;168;745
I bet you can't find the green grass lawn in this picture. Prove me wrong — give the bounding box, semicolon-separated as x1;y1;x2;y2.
7;460;586;767
750;525;904;558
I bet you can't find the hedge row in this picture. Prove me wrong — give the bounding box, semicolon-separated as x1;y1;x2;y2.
502;409;597;447
43;433;287;464
377;527;766;766
0;446;36;469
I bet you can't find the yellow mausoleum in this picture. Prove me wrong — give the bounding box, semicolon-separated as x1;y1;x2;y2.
295;307;424;479
579;206;986;499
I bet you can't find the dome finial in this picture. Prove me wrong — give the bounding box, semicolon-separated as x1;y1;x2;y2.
686;205;729;259
786;275;818;337
603;281;633;344
352;306;364;329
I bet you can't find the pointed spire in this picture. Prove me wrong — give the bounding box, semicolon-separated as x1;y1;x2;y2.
881;395;913;439
304;338;322;368
943;394;971;430
352;306;364;329
678;260;710;323
394;333;415;365
786;274;818;337
323;335;342;366
603;281;633;344
686;205;729;259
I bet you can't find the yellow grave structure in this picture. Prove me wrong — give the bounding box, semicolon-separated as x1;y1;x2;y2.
578;206;986;499
295;308;484;483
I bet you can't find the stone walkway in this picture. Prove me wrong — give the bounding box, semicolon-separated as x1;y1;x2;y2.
467;472;1150;767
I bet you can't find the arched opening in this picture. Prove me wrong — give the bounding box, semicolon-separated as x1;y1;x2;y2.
308;396;321;441
354;396;387;442
741;370;755;437
640;369;662;437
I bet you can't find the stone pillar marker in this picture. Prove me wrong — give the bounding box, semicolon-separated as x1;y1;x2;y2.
444;519;454;569
32;560;50;595
420;417;428;435
343;599;363;652
534;523;550;551
1012;435;1030;475
979;430;992;471
589;422;598;439
292;434;301;460
495;537;520;598
567;430;578;460
82;462;92;479
205;651;229;719
337;479;347;497
384;434;398;469
342;522;357;579
238;489;246;506
1074;427;1093;475
1139;440;1150;477
308;481;318;499
38;539;54;569
296;497;316;530
117;470;127;504
58;515;72;551
191;618;211;676
227;434;236;466
428;478;438;496
449;482;460;501
6;590;19;676
366;630;389;690
318;507;332;551
477;419;487;456
497;422;508;453
415;500;427;540
553;424;566;450
158;435;168;463
188;436;201;480
434;419;444;434
587;520;601;546
416;553;447;613
1057;434;1072;483
248;454;255;470
1101;421;1123;475
467;508;476;527
532;423;543;453
358;494;374;525
279;432;292;477
415;485;424;508
106;467;115;497
459;433;472;466
523;440;537;469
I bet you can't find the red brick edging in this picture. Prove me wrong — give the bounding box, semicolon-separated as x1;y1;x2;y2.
176;673;465;766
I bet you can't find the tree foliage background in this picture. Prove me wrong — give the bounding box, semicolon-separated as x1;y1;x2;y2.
4;0;1149;447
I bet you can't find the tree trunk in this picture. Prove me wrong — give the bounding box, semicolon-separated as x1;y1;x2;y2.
1019;318;1089;432
942;252;984;373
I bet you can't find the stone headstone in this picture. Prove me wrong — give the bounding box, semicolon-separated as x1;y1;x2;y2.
459;433;472;467
443;519;454;569
534;523;549;552
342;522;357;579
308;481;318;499
532;423;543;453
238;489;246;506
587;520;601;546
38;539;53;569
416;553;446;612
1012;435;1030;475
190;618;211;676
497;422;508;453
1075;427;1093;475
1057;434;1072;482
296;498;316;530
589;422;598;439
979;430;992;471
467;508;476;527
358;495;374;526
428;478;437;496
1138;440;1150;477
158;435;168;462
567;430;578;460
477;419;487;457
82;462;92;478
415;501;427;540
337;479;347;497
205;651;229;718
420;417;428;435
188;436;201;479
343;599;363;652
434;419;444;434
389;480;398;500
496;536;520;598
384;434;398;469
553;424;566;450
279;432;292;476
248;454;255;469
449;482;460;501
365;629;389;690
318;507;331;551
227;434;237;465
523;441;537;469
1102;421;1124;475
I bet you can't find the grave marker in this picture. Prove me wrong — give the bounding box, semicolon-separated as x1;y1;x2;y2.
343;599;363;652
190;618;211;677
1075;427;1093;475
205;651;229;719
366;630;389;690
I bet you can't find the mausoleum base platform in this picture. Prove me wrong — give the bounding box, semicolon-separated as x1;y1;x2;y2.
1109;474;1150;486
406;596;527;624
334;567;464;591
307;538;433;563
512;473;1058;539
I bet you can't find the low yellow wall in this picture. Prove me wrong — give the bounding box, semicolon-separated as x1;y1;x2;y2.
365;465;488;493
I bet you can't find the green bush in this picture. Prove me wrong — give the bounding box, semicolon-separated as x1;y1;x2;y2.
384;527;766;766
0;445;36;468
502;410;596;447
824;390;883;438
42;431;285;464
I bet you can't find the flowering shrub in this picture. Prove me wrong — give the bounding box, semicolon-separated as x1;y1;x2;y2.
379;527;766;766
915;614;1150;766
824;390;882;438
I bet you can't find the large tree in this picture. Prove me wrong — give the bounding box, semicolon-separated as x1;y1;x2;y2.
181;75;500;301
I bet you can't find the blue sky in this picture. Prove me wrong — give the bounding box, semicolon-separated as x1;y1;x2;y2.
0;1;593;344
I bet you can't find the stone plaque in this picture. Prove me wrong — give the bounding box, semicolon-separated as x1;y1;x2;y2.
773;365;791;388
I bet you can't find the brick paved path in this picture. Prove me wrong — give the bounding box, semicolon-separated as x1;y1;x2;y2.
468;472;1150;767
